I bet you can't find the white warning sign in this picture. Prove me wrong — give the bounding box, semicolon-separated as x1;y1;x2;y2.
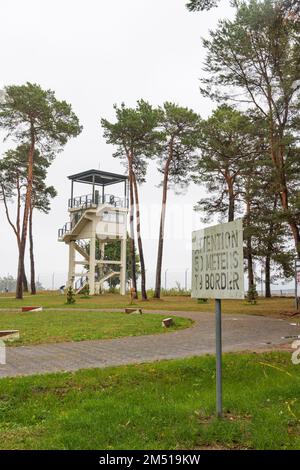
192;219;244;300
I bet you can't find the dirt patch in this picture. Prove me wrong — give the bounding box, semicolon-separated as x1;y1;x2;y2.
196;444;230;450
238;343;295;354
197;443;250;450
196;409;252;424
194;411;252;450
288;422;300;436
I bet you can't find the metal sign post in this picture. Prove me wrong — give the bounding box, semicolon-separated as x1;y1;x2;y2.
215;298;222;417
191;219;244;418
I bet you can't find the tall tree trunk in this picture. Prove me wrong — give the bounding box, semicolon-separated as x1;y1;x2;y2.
245;198;254;290
16;128;35;299
265;255;271;298
154;145;173;299
23;268;29;292
2;180;29;294
128;159;138;299
226;174;235;222
247;236;254;290
228;184;235;222
264;195;278;299
132;172;147;300
289;222;300;258
29;204;36;295
270;134;300;257
277;157;300;257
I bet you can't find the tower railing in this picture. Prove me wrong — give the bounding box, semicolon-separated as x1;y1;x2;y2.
58;192;128;239
68;193;128;209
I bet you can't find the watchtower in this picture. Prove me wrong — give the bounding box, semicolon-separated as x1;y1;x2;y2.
58;169;128;295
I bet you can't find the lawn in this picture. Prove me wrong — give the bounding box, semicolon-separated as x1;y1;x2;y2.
0;291;296;317
0;352;299;450
0;310;191;347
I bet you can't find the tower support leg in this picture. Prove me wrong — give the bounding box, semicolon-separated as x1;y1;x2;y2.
67;241;75;288
98;241;105;293
89;234;96;295
120;237;126;296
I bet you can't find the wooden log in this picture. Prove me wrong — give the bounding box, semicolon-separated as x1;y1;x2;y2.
0;330;20;341
124;308;143;314
21;306;43;312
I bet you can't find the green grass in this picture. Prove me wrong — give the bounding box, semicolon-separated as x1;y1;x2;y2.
0;310;191;347
0;352;299;449
0;291;296;317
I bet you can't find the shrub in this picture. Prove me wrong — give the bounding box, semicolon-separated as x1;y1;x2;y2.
246;286;258;304
66;286;76;304
80;284;90;298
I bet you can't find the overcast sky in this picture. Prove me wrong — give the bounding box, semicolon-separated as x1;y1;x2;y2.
0;0;239;289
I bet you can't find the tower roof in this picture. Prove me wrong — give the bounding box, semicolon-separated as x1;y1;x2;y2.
68;169;127;186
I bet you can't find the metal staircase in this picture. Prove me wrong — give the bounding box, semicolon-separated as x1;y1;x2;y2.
74;240;89;260
74;275;89;294
98;270;120;285
58;210;87;240
74;268;120;295
58;205;110;241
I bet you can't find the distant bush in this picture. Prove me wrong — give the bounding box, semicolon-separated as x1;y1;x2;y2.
148;282;191;297
0;275;44;293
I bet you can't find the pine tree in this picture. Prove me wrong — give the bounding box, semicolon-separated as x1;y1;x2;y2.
102;101;161;300
154;103;200;298
0;83;82;299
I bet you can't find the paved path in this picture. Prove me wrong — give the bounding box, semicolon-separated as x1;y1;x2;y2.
0;310;299;378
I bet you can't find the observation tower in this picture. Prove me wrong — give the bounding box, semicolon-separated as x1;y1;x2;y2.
58;169;128;295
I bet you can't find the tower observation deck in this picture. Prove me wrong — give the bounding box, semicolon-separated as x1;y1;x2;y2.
58;169;128;295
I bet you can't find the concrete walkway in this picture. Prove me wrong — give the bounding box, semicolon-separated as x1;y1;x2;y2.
0;310;299;378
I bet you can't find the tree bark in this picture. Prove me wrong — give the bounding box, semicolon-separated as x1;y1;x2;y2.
128;159;138;299
29;204;36;295
132;172;147;300
289;221;300;258
23;269;29;292
154;143;173;299
264;195;278;299
265;255;271;298
16;128;35;299
245;198;254;290
247;236;254;290
227;177;235;222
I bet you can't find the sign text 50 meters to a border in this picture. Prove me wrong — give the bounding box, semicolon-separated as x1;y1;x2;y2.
192;219;244;300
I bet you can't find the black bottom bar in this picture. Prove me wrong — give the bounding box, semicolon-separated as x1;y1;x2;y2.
0;450;298;466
